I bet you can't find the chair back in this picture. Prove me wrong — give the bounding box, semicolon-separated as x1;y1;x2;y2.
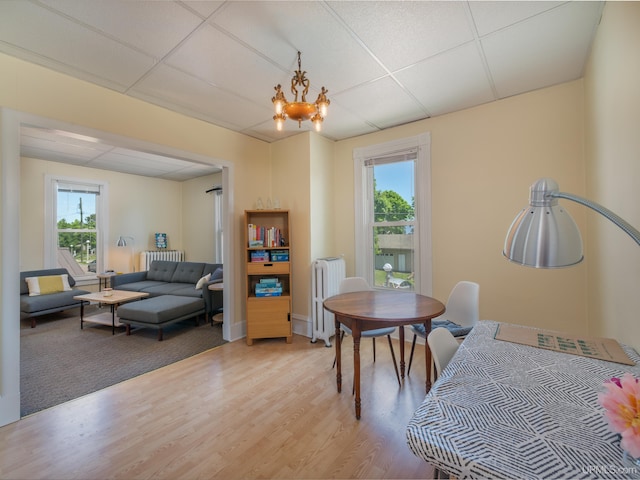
443;281;479;328
339;277;370;294
427;327;460;376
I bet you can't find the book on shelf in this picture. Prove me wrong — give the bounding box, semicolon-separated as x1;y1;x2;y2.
250;250;269;262
247;223;285;248
269;250;289;262
255;277;283;296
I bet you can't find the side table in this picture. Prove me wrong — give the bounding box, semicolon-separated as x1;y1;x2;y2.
96;272;117;291
207;282;223;325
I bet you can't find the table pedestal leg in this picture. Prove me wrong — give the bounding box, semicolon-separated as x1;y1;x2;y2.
424;319;432;393
399;326;406;378
335;317;342;393
353;322;361;420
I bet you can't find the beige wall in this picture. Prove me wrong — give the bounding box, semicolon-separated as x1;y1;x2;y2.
584;2;640;349
271;133;311;318
333;81;588;334
182;172;222;263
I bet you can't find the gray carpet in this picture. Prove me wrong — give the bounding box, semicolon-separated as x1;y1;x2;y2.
20;305;226;417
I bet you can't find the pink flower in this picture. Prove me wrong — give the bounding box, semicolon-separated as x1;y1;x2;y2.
599;373;640;458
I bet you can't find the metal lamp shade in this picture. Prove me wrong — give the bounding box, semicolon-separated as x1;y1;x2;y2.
116;236;127;247
503;179;584;268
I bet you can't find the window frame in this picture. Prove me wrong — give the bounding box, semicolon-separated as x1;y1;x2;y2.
353;133;432;295
44;174;109;281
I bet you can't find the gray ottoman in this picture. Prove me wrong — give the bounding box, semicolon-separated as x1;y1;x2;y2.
117;295;205;341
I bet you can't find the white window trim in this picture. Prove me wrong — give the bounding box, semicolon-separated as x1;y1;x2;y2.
353;132;432;295
44;174;109;280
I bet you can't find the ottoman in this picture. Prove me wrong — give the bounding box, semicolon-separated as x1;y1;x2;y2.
117;295;205;341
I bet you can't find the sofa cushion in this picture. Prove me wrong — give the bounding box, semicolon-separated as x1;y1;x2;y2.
170;262;205;284
146;261;178;282
141;283;203;298
20;289;86;314
115;280;167;294
170;284;206;298
20;268;77;295
117;295;204;325
25;274;72;296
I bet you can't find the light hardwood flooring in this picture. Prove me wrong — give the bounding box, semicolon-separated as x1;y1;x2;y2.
0;331;435;479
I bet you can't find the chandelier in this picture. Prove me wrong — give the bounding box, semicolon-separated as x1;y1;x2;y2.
272;51;330;132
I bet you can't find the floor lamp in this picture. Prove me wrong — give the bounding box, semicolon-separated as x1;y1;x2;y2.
504;178;640;268
116;235;136;272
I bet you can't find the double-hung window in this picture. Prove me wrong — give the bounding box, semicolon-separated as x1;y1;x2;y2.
353;133;432;294
45;175;108;280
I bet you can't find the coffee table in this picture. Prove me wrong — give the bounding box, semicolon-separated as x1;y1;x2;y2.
74;290;149;334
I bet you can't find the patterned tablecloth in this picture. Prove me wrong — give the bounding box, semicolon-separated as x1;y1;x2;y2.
406;320;640;479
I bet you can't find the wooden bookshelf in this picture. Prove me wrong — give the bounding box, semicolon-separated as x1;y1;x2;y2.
244;209;292;345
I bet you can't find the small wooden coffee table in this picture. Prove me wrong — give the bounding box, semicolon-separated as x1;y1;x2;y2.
74;290;149;334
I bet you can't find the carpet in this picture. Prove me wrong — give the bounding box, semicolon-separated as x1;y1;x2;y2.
20;305;226;417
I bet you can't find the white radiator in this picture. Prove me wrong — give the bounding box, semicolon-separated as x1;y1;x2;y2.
311;257;346;347
139;250;185;271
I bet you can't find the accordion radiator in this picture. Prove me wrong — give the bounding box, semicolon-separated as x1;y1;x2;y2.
139;250;185;271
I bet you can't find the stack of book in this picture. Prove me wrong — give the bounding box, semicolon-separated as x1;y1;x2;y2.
247;224;284;247
270;249;289;262
255;278;283;297
250;250;269;262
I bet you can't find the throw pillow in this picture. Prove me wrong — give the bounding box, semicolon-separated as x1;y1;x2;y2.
195;273;211;290
25;274;72;296
211;267;223;281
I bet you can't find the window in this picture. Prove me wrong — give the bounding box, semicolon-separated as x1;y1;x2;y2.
354;133;432;294
45;176;108;280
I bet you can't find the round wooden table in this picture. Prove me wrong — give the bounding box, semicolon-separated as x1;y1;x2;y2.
324;290;445;419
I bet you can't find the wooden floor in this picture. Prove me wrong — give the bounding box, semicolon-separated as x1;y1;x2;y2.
0;332;435;479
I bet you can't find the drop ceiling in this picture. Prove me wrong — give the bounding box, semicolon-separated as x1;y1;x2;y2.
1;0;604;181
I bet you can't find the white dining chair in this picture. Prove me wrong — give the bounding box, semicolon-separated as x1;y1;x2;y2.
407;281;479;375
427;327;460;380
332;277;401;386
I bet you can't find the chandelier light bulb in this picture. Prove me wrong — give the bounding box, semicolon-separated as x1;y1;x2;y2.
274;114;285;131
312;115;322;132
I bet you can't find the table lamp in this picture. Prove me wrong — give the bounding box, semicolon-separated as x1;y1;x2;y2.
504;178;640;268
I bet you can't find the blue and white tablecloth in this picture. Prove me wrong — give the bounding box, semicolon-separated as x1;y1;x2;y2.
406;320;640;479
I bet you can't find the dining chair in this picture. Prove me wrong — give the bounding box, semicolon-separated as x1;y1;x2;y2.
407;280;479;376
332;277;401;386
427;327;460;380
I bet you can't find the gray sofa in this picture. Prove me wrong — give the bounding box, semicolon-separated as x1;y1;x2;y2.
20;268;90;328
111;260;223;321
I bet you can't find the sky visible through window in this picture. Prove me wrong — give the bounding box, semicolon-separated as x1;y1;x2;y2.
57;192;96;223
374;161;414;204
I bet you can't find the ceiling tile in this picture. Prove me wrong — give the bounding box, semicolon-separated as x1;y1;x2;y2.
482;1;604;98
130;64;273;131
396;42;496;116
328;1;474;71
0;1;155;87
39;0;206;59
333;77;428;129
165;23;287;105
469;1;565;36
